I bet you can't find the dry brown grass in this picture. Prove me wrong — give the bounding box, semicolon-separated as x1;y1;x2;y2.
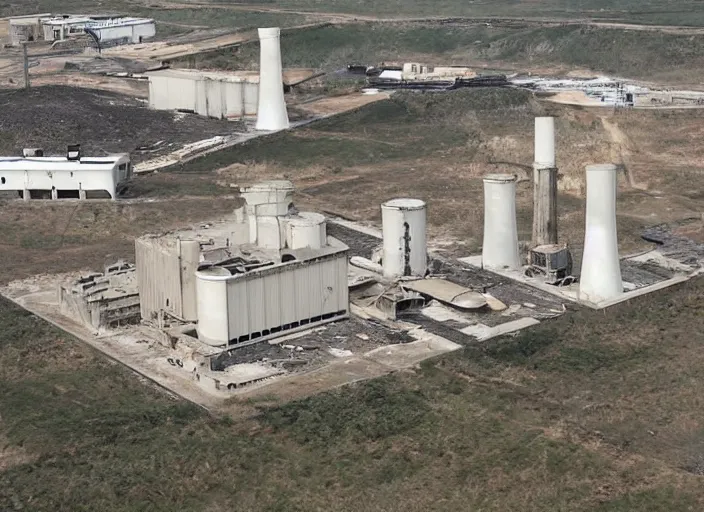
0;197;238;285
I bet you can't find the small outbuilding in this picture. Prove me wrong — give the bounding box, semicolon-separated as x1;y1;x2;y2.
0;147;132;200
7;13;51;46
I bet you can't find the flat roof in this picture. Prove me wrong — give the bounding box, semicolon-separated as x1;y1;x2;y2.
86;17;155;29
0;155;129;172
7;13;52;21
146;68;321;86
43;17;92;26
146;68;259;84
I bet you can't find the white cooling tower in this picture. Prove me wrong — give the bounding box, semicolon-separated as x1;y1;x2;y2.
381;198;427;278
482;174;520;270
255;27;289;131
534;117;555;168
579;164;623;303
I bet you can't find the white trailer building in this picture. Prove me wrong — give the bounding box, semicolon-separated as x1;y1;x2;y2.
86;17;155;44
42;16;155;44
147;69;259;120
0;149;132;200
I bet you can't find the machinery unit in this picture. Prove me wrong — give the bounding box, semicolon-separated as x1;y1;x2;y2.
526;244;574;285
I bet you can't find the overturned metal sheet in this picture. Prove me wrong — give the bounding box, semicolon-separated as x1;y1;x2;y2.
402;279;487;310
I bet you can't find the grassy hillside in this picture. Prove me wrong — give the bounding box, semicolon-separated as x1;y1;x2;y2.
194;23;704;83
199;0;704;25
3;273;704;511
5;0;704;25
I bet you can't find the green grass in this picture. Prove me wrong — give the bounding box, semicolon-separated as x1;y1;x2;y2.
177;88;534;172
3;277;704;510
198;0;704;26
135;7;309;30
190;22;704;82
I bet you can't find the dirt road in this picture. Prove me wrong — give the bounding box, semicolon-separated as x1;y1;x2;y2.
600;116;647;190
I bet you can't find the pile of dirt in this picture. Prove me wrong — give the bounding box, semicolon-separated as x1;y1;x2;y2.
0;86;234;162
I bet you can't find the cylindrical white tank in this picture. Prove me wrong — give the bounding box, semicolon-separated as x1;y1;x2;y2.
286;212;327;250
255;27;289;131
579;164;623;303
534;117;555;168
381;198;427;278
195;267;230;347
482;174;520;270
241;179;294;217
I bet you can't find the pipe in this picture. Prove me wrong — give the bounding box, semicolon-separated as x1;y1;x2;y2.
482;174;520;270
578;164;623;303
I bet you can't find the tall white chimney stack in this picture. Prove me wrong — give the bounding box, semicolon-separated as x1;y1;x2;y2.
381;198;427;278
533;117;558;246
482;174;520;270
578;164;623;303
534;117;555;168
256;27;289;131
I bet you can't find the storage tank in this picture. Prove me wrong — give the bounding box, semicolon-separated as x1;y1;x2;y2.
241;180;294;217
578;164;623;303
381;198;427;278
195;267;230;346
482;174;520;270
285;212;327;250
255;27;289;131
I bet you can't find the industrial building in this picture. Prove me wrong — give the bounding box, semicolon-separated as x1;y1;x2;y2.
401;63;476;80
83;17;155;45
147;27;292;125
7;13;51;46
42;16;155;45
135;180;349;346
0;147;132;200
59;261;139;331
146;69;259;120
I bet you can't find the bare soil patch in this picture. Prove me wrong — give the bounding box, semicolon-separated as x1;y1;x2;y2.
0;86;235;163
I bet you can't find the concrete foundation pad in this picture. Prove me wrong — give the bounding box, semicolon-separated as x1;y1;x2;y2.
460;317;540;341
235;357;393;403
1;284;224;410
1;273;466;410
364;329;462;369
458;252;698;310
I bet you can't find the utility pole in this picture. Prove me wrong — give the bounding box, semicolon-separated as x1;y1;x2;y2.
23;43;30;90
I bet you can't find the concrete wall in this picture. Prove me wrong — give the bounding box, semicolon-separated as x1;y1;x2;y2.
9;19;44;45
135;238;200;323
96;21;155;43
196;251;349;346
148;73;258;119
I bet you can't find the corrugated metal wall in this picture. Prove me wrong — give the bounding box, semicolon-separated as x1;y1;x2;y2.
224;253;348;342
